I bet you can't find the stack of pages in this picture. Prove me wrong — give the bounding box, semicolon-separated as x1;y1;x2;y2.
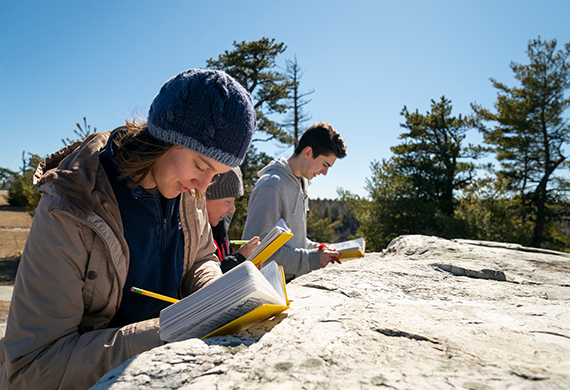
160;261;289;342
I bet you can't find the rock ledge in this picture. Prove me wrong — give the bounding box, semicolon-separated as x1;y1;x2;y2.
92;235;570;390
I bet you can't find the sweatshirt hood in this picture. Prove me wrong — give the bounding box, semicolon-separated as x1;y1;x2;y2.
258;157;308;196
257;157;309;216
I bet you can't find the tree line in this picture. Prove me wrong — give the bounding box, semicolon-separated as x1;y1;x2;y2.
2;37;570;254
340;37;570;252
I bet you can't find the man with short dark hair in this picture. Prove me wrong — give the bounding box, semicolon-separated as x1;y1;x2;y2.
242;122;347;281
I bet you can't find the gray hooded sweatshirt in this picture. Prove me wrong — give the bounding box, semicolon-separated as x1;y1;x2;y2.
242;157;320;280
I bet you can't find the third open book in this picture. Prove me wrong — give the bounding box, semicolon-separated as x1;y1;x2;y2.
330;237;366;260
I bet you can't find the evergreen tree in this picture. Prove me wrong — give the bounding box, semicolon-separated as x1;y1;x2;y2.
0;167;16;189
8;152;42;215
342;97;478;250
306;208;342;243
62;117;96;146
393;96;479;217
455;175;534;245
471;37;570;248
207;38;293;238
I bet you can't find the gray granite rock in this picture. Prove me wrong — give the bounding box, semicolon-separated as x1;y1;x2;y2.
91;235;570;389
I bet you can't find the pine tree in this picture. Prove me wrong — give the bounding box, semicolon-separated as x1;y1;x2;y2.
472;37;570;247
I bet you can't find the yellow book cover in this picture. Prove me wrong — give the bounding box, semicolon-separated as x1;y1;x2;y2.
203;303;289;338
330;237;366;260
246;219;294;265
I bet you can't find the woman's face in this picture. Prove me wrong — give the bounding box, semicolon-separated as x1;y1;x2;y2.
142;145;232;199
206;197;236;227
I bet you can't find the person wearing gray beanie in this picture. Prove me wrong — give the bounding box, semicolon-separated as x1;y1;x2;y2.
1;69;256;389
206;166;245;201
205;167;260;273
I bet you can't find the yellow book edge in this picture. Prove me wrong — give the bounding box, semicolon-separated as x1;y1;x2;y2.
336;250;365;260
202;265;290;339
202;303;289;339
250;231;294;265
335;239;366;260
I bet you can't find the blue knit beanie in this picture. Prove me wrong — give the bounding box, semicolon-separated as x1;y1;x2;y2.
148;69;256;167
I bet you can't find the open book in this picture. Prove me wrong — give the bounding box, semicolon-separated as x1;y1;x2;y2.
159;261;289;342
245;218;293;265
330;237;366;260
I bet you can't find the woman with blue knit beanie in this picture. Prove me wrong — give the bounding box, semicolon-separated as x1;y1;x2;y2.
0;69;256;389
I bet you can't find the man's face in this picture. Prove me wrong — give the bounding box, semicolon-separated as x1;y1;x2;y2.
303;149;337;180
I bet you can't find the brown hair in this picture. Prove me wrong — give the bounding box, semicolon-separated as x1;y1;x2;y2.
113;120;202;199
294;122;347;159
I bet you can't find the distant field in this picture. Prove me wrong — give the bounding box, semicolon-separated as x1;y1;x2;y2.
0;191;30;284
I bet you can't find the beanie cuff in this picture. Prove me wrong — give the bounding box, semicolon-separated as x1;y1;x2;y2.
207;185;244;200
149;125;244;167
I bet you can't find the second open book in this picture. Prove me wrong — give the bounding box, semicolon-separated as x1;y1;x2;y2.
245;218;293;265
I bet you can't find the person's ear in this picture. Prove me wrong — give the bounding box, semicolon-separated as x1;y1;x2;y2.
303;146;313;159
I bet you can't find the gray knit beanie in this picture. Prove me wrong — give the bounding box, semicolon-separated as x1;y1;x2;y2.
206;167;244;200
148;69;256;167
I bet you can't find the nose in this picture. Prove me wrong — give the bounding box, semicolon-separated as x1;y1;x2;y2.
321;166;329;176
229;202;236;214
192;176;212;193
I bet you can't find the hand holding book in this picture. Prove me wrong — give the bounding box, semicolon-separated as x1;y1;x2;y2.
236;236;261;261
318;243;341;266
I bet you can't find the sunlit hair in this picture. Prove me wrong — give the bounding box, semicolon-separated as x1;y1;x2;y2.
294;122;347;159
112;119;203;200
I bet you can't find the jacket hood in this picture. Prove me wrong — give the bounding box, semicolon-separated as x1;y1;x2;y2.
35;132;115;219
34;130;128;255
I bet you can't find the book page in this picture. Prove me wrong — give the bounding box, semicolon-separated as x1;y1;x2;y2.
160;263;252;324
162;288;283;342
260;261;286;303
161;280;252;331
160;261;287;342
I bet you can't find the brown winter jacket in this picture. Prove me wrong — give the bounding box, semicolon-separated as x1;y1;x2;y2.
0;131;222;389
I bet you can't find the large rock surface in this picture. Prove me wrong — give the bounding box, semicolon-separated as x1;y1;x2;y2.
91;235;570;390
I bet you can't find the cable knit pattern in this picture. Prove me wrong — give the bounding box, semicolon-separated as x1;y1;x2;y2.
148;69;256;167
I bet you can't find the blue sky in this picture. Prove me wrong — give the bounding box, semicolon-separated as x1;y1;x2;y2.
1;0;570;199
